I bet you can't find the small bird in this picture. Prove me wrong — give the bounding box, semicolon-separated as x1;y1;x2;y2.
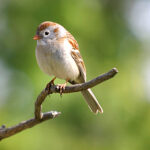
33;21;103;114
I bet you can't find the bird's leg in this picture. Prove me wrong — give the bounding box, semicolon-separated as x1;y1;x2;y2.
50;76;56;85
45;77;56;92
57;79;69;96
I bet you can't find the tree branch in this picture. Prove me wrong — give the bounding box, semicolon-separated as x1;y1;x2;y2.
0;68;118;141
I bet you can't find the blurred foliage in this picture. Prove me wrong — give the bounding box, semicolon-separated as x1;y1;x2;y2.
0;0;150;150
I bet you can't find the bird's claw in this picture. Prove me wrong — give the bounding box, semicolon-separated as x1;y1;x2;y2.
45;81;54;93
57;83;66;96
45;77;56;93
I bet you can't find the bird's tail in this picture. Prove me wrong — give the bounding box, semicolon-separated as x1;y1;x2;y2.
81;89;103;114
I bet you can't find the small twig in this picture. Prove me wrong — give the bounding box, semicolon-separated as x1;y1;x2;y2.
0;111;60;141
0;68;118;141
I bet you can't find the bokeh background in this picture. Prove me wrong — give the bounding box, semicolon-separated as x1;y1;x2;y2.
0;0;150;149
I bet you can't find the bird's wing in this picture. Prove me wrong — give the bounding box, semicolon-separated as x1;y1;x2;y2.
66;32;86;83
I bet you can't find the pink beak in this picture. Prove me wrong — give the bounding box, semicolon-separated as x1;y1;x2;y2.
33;35;41;40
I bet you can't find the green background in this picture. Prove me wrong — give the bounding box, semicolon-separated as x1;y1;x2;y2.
0;0;150;149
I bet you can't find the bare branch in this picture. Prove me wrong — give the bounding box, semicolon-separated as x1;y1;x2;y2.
49;67;118;93
0;111;60;141
0;68;118;141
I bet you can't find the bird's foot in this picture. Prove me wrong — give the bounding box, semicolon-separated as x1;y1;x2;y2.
57;83;67;96
45;77;56;93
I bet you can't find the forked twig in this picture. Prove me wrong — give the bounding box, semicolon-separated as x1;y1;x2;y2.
0;68;118;141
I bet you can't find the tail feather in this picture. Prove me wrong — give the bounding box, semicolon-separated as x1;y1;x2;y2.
81;89;103;114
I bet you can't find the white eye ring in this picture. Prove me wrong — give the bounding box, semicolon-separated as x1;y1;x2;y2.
44;31;50;36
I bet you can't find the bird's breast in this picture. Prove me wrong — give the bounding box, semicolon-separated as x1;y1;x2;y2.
36;39;80;81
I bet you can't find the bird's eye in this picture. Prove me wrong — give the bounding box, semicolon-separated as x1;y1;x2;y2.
44;31;49;36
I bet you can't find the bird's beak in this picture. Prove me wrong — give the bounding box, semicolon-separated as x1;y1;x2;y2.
33;35;41;40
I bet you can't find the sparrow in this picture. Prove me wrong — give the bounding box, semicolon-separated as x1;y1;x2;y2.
33;21;103;114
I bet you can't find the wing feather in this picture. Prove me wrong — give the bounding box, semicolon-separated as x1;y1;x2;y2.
66;32;86;83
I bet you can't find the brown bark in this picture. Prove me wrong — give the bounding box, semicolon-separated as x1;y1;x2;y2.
0;68;118;141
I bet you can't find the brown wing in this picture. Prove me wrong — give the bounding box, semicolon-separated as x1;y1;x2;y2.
66;32;86;83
